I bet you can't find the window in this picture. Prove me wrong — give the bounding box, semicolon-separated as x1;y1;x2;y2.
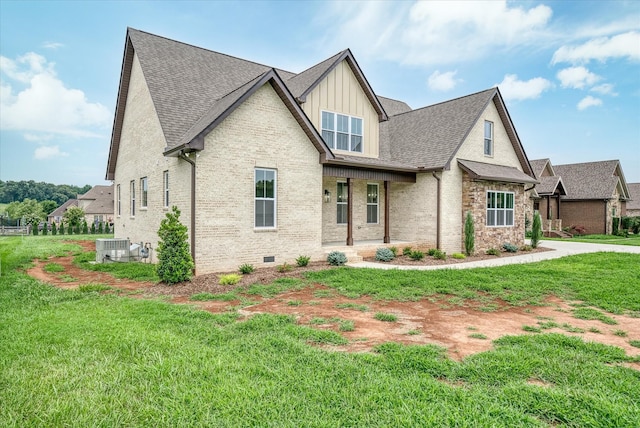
130;180;136;216
484;120;493;156
321;111;363;153
116;184;121;216
337;182;348;224
486;191;514;227
140;177;148;208
255;168;276;228
163;171;169;207
367;183;378;224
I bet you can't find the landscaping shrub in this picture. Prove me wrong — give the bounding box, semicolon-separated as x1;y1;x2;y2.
402;246;412;256
427;248;438;256
531;212;541;248
613;217;620;235
51;222;57;235
90;222;96;234
409;250;424;261
42;223;48;235
219;274;241;285
520;244;533;251
375;247;395;262
502;243;519;253
451;253;466;259
432;249;446;260
32;224;38;235
98;222;104;234
104;222;110;234
327;251;347;266
389;246;398;257
296;255;310;267
156;206;194;284
486;248;501;256
82;220;89;235
239;263;255;274
59;221;65;235
464;211;474;256
277;263;293;273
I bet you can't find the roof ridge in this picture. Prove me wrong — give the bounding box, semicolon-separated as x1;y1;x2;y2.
390;87;496;117
554;159;620;167
288;49;347;79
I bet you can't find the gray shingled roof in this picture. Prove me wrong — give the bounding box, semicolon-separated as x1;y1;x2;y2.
530;158;553;179
458;159;538;184
627;183;640;210
79;185;114;215
378;96;412;116
536;175;566;195
49;199;78;218
285;50;345;99
554;160;628;200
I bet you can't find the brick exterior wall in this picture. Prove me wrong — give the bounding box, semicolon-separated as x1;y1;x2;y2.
461;175;526;252
389;174;437;247
560;201;607;234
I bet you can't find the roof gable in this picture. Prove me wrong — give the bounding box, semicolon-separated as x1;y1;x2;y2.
530;158;556;179
627;183;640;210
554;160;630;200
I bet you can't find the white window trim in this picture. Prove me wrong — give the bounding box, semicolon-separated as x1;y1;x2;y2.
366;183;379;224
254;168;277;229
140;177;148;209
130;180;136;217
321;110;364;153
116;184;121;217
163;171;169;208
336;180;348;225
486;190;514;227
484;120;493;157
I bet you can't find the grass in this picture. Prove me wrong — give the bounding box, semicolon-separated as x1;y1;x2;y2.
374;312;398;322
572;307;618;325
335;302;368;312
78;283;112;293
74;251;159;282
2;236;640;426
43;262;65;273
545;234;640;246
469;333;487;340
190;292;237;302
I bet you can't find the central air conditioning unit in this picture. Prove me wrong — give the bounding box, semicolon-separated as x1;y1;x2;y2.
96;238;131;263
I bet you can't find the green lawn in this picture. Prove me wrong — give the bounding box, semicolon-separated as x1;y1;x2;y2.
1;236;639;427
545;234;640;246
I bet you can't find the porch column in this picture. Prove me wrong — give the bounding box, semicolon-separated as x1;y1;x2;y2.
557;195;561;220
346;177;353;246
384;180;390;243
546;195;551;220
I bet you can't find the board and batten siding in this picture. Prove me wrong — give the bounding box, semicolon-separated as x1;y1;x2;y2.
301;60;380;158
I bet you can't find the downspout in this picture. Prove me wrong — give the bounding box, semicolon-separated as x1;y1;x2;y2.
178;151;196;267
432;172;441;249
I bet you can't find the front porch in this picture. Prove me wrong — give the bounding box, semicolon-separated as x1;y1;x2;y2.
322;239;425;263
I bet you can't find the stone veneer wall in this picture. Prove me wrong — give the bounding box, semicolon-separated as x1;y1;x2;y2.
461;174;526;252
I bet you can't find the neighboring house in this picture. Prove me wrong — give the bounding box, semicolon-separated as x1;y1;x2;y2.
626;183;640;217
529;159;630;235
48;199;78;224
106;28;537;274
77;184;115;226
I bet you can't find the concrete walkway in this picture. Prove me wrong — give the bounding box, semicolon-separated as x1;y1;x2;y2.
347;240;640;271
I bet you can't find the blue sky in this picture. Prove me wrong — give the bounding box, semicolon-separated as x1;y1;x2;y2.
1;0;639;186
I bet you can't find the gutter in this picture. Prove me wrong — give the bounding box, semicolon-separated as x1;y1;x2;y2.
432;171;441;249
178;151;196;267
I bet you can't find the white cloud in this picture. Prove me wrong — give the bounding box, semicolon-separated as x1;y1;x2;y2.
590;83;617;96
0;52;111;138
24;133;54;142
577;95;602;110
552;31;640;64
43;41;64;50
496;74;552;101
427;70;461;91
319;1;552;66
556;66;601;89
34;145;69;160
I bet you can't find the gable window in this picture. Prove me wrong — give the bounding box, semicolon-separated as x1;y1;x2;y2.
130;180;136;217
255;168;276;228
321;111;363;153
163;171;169;207
140;177;148;208
484;120;493;156
337;181;348;224
116;184;121;216
486;191;514;227
367;183;378;224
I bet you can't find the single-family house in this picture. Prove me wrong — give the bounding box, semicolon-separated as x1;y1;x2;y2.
529;159;630;235
77;184;115;226
627;183;640;217
48;198;78;224
106;28;537;274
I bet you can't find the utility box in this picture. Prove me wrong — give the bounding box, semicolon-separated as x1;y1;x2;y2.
96;238;130;263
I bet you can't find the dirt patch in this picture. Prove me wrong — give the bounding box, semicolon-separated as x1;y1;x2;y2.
25;241;640;366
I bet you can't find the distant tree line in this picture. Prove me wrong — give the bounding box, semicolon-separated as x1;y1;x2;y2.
0;180;92;205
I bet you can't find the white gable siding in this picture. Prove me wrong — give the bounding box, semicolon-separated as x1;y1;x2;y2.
112;53;191;258
301;60;380;158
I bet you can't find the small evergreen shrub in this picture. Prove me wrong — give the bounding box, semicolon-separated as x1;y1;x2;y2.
59;222;64;235
238;263;255;274
612;217;620;235
90;222;96;234
433;249;446;260
451;253;466;259
427;248;438;256
32;225;38;236
104;222;110;233
219;274;241;285
389;246;398;257
375;247;395;262
464;211;475;256
486;248;501;256
502;243;518;253
98;222;104;234
156;206;194;284
51;222;57;235
42;223;48;235
296;255;310;267
82;220;88;235
74;223;80;234
277;263;293;273
409;250;425;261
67;222;73;235
327;251;347;266
520;244;533;251
402;246;412;256
531;212;542;248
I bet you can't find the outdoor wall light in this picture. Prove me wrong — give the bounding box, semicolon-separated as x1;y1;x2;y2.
324;189;331;203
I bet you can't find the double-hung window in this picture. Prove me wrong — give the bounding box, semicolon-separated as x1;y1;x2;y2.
116;184;121;216
130;180;136;217
163;171;169;207
484;120;493;156
321;111;363;153
140;177;148;208
255;168;276;228
486;191;514;227
367;183;378;224
336;182;348;224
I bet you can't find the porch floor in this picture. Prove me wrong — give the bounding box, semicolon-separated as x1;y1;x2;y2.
322;240;421;263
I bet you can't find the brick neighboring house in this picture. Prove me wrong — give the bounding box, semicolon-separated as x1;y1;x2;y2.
106;28;537;274
48;199;78;224
529;159;631;235
626;183;640;217
77;185;115;226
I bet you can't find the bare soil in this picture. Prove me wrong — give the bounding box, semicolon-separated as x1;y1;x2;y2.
26;241;640;367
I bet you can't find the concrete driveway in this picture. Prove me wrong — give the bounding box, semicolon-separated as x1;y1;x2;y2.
348;239;640;271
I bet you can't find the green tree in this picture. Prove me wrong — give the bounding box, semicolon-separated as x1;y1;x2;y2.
40;200;58;215
63;206;85;228
156;206;194;284
42;223;48;235
51;222;57;235
464;211;475;256
98;221;104;234
90;222;96;234
82;220;89;234
531;212;542;248
6;198;45;228
59;221;64;235
67;222;73;235
104;222;110;234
